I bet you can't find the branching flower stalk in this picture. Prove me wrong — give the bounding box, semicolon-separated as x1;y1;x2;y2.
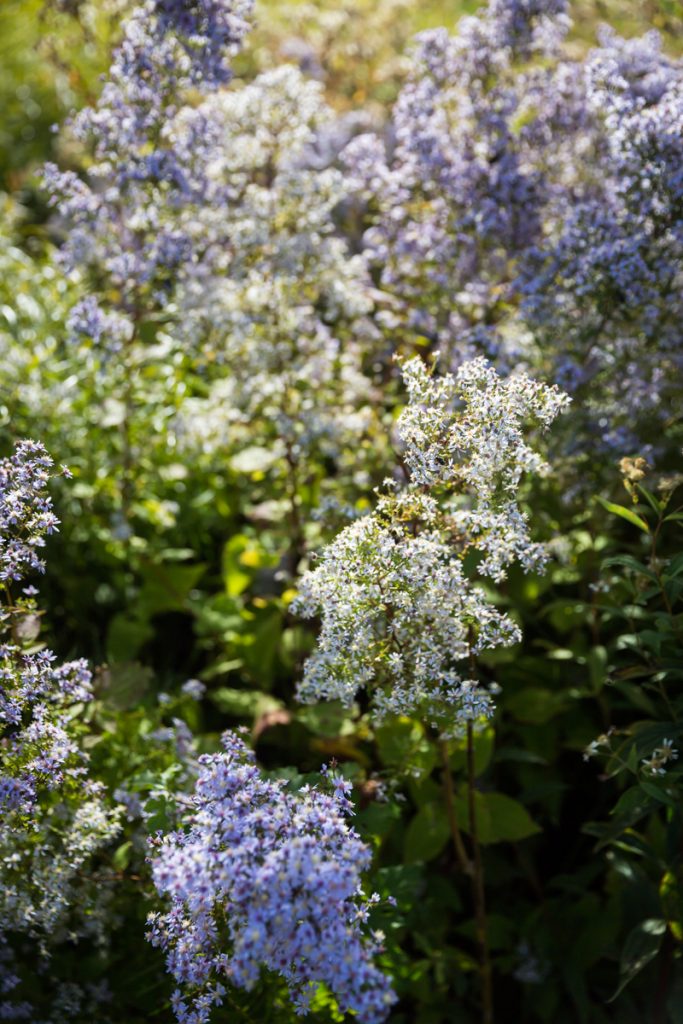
294;354;569;1021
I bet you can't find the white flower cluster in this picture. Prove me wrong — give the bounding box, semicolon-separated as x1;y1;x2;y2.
642;739;679;777
1;791;120;950
294;358;567;734
399;356;570;580
175;67;380;469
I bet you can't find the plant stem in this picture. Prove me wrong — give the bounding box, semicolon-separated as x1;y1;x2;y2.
283;436;306;575
439;738;471;875
467;719;494;1024
653;930;673;1024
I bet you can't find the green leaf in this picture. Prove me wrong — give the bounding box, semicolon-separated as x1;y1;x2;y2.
138;560;205;615
639;780;679;808
404;802;451;863
376;717;437;779
222;535;257;597
454;791;542;844
373;864;425;910
112;841;133;871
603;554;658;581
637;485;663;515
210;687;282;719
297;701;355;738
507;687;569;724
660;871;683;942
596;496;650;533
105;616;154;664
608;919;666;1002
448;725;494;777
100;661;153;710
587;646;608;692
241;605;283;685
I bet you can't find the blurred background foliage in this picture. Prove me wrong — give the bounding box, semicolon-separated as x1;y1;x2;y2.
2;0;683;196
1;1;683;1022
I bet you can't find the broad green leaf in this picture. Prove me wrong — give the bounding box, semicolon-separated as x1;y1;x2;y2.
507;687;569;724
375;717;437;779
241;605;283;684
404;802;451;863
222;535;257;597
112;840;133;871
210;687;282;719
372;864;425;909
297;701;355;738
454;791;542;844
100;661;153;709
355;802;402;845
138;560;205;615
106;616;154;664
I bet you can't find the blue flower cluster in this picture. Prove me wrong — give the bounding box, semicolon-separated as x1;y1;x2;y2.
345;0;683;452
0;440;63;582
44;0;254;343
0;442;119;1020
148;732;396;1024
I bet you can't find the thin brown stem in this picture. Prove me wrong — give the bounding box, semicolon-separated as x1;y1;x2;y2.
283;438;306;574
653;930;673;1024
439;738;472;875
464;627;494;1023
467;719;494;1024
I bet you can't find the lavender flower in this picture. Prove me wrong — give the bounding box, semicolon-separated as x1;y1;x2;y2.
0;443;119;1019
148;731;396;1024
0;441;61;582
346;0;683;453
44;0;254;306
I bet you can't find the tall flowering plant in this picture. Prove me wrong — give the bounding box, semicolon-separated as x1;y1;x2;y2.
41;0;255;537
294;356;569;1022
